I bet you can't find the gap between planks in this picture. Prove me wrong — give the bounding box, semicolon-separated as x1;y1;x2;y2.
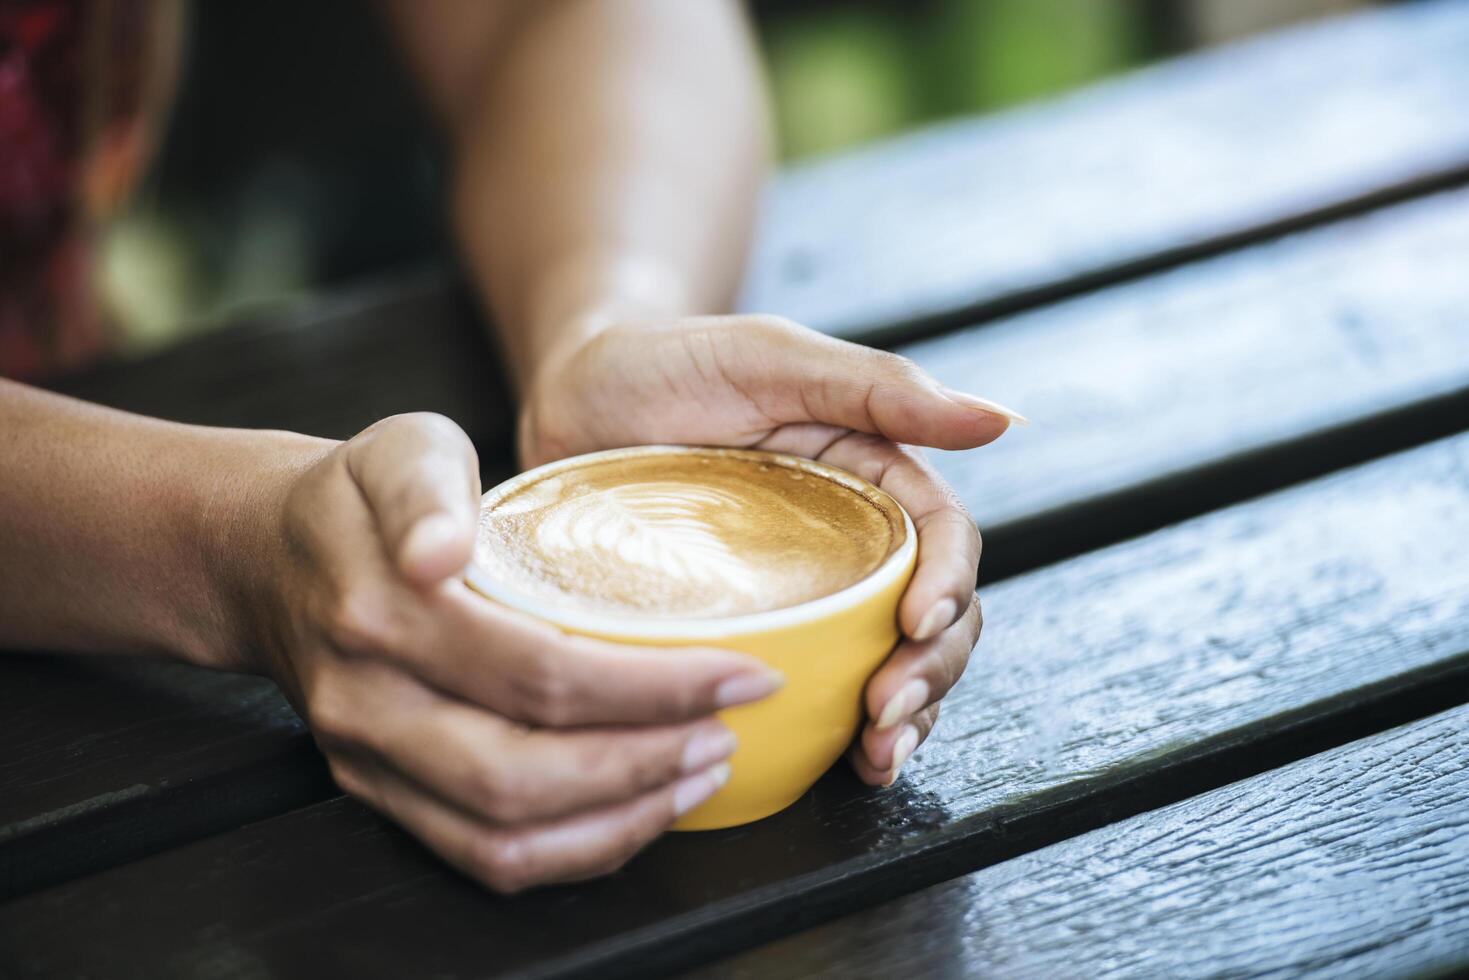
589;658;1469;979
860;164;1469;353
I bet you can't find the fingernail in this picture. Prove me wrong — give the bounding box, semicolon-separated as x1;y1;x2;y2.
884;724;920;787
401;513;462;570
914;597;958;642
682;723;738;774
715;669;784;708
940;388;1029;426
674;762;732;815
876;678;929;730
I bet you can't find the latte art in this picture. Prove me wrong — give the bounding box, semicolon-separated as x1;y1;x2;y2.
474;449;906;619
533;483;765;600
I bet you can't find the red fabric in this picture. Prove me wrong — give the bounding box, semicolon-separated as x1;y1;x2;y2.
0;0;151;381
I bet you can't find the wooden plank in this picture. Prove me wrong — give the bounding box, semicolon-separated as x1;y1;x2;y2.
698;705;1469;980
5;433;1469;978
9;184;1469;900
57;187;1469;571
902;188;1469;579
0;654;332;901
48;269;514;450
742;0;1469;340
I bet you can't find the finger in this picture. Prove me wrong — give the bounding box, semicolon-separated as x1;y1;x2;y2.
863;595;982;731
742;317;1025;450
818;435;981;641
751;422;851;460
334;662;739;824
849;702;940;787
332;753;730;894
404;580;784;726
345;412;481;586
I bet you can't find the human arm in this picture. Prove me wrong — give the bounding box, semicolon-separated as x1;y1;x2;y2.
0;381;774;890
382;0;767;392
384;0;1025;785
0;378;306;667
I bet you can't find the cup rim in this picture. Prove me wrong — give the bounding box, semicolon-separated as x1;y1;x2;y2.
464;445;918;640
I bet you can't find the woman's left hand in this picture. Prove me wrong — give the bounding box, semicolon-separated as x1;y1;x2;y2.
518;314;1024;786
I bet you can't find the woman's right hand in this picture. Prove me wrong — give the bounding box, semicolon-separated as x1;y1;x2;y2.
239;413;780;893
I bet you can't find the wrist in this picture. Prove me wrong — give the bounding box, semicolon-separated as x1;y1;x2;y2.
187;429;333;675
513;251;696;391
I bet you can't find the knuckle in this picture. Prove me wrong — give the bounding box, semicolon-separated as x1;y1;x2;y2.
468;757;530;824
919;702;942;740
948;488;975;524
746;313;801;337
472;835;534;895
637;677;699;722
324;587;398;655
326;757;368;799
591;817;658;882
615;820;656;867
878;349;925;382
388;411;465;444
513;652;578;726
627;737;682;788
583;734;667;793
945;640;976;691
305;675;358;746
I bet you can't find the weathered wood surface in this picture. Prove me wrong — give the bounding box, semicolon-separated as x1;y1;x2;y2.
60;190;1469;572
0;655;331;901
742;0;1469;339
12;7;1469;908
12;183;1469;901
5;434;1468;978
906;189;1469;578
49;269;514;451
699;705;1469;980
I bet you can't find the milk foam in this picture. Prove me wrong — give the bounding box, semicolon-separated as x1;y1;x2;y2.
474;449;904;619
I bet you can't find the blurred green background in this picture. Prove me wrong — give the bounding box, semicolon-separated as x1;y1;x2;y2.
105;0;1375;349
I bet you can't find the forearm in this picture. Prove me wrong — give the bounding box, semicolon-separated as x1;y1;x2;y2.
404;0;771;388
0;380;325;670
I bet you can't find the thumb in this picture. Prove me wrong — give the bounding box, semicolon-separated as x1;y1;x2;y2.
345;413;481;586
750;320;1027;450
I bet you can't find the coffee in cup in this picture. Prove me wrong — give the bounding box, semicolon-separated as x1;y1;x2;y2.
467;445;916;829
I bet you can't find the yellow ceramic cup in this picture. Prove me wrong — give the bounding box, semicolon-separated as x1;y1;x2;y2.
465;446;917;830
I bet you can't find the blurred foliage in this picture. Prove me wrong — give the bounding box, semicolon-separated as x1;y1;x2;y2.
766;10;919;162
767;0;1144;160
932;0;1138;112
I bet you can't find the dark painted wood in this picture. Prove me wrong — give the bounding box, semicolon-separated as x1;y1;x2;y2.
9;4;1469;907
5;434;1469;978
0;654;332;901
742;0;1469;340
49;268;514;451
8;184;1469;901
903;188;1469;579
698;705;1469;980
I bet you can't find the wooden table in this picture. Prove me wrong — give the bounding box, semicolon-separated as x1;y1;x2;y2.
4;4;1469;976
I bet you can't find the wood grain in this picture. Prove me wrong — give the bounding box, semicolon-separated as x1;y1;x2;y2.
10;7;1469;907
698;705;1469;980
49;269;514;451
4;434;1469;977
0;655;330;901
901;188;1469;579
741;0;1469;340
9;185;1469;901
